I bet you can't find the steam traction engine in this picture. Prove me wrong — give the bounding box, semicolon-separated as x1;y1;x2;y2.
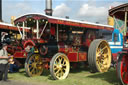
14;14;113;80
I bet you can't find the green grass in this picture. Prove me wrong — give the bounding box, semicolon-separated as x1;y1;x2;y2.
8;67;119;85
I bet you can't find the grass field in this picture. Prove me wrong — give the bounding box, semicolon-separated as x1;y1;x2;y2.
8;67;119;85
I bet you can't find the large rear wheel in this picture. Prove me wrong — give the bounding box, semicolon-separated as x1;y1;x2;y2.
25;53;43;77
50;53;70;80
117;54;128;85
88;39;111;73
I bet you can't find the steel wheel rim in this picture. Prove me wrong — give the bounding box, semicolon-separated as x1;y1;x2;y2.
27;54;43;76
53;54;70;80
96;41;111;72
120;55;128;84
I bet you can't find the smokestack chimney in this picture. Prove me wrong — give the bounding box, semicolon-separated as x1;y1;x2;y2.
0;0;2;22
45;0;52;16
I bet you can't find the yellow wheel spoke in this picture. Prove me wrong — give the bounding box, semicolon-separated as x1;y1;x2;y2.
29;66;33;70
103;54;108;59
55;61;58;64
62;68;66;71
62;64;66;67
54;65;58;70
98;46;107;54
28;63;32;65
97;57;109;71
54;67;58;71
102;46;107;51
31;68;35;73
56;73;60;78
36;69;39;74
55;70;60;76
58;57;63;64
63;61;66;64
101;64;108;70
61;70;64;76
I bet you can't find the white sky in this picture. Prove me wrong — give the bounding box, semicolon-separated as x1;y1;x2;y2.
2;0;128;24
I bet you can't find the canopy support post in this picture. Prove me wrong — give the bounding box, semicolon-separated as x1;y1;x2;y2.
36;20;39;39
23;22;25;40
124;11;127;36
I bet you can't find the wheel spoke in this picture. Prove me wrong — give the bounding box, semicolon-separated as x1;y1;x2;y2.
97;59;108;70
35;69;39;74
55;69;60;75
31;68;35;74
103;54;108;59
55;60;58;64
28;63;32;66
58;57;63;64
61;69;64;76
101;46;107;51
29;66;33;70
54;65;58;70
62;64;66;67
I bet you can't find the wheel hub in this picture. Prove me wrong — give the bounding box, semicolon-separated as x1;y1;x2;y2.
32;63;37;68
56;64;62;69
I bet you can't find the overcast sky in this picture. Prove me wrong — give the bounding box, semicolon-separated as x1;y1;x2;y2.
2;0;128;24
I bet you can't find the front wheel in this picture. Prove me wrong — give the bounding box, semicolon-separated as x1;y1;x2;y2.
117;54;128;85
50;53;70;80
25;53;43;77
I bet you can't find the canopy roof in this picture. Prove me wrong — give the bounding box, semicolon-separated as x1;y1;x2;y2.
14;13;114;31
109;3;128;21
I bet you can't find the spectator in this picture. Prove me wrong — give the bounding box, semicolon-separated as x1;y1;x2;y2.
8;56;20;73
0;43;9;81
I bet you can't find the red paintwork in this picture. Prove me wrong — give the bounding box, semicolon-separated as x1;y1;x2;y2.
58;43;67;53
7;45;22;54
58;41;87;62
84;39;91;47
13;51;27;58
68;52;78;62
48;19;113;31
120;54;128;84
50;26;55;35
23;39;35;48
78;52;87;61
58;42;73;53
42;58;51;69
67;52;87;62
112;53;118;62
